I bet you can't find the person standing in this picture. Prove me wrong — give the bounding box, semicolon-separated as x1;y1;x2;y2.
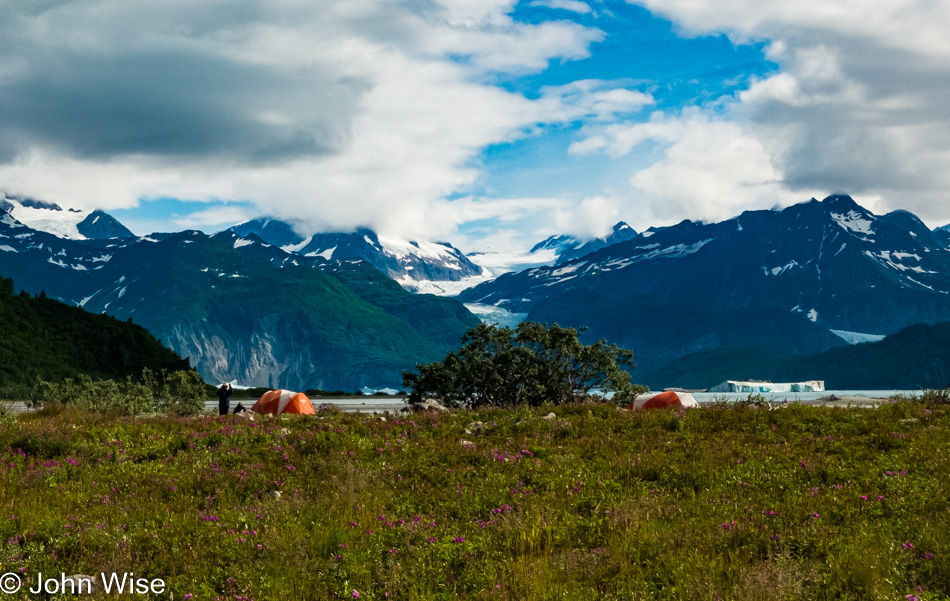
217;383;233;416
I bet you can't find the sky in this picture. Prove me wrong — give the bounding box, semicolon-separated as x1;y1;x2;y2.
1;0;949;251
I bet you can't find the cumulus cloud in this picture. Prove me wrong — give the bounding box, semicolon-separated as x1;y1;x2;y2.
625;0;950;224
571;108;813;223
0;0;651;242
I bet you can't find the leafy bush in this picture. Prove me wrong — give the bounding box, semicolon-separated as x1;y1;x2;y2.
148;369;209;416
403;321;646;408
31;369;208;416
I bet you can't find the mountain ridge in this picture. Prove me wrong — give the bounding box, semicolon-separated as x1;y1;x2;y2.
459;194;950;374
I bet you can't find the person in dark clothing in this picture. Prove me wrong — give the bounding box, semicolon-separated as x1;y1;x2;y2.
217;383;233;416
233;403;247;414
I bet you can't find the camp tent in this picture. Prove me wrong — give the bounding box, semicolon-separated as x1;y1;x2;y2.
251;389;315;416
627;390;698;410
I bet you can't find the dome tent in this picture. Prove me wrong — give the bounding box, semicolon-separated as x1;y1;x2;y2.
251;389;315;416
627;390;697;410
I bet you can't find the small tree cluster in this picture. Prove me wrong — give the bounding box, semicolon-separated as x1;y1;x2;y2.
403;321;646;408
31;368;208;416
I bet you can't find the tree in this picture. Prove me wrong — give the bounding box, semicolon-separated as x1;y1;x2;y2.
402;322;646;408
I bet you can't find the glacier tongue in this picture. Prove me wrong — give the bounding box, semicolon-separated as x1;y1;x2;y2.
464;303;528;328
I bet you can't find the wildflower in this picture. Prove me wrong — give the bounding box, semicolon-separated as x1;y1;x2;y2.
352;590;360;599
860;495;868;501
770;534;780;540
902;542;915;551
920;552;935;560
721;521;735;530
388;548;398;554
811;513;819;519
453;536;465;543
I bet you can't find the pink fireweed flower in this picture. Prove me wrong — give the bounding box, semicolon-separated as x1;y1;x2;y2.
352;590;360;599
452;536;465;543
902;542;915;551
721;521;735;530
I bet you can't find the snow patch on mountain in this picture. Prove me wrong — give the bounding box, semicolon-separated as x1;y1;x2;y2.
305;246;336;260
864;250;936;274
830;329;886;344
765;260;800;276
6;199;87;240
379;237;457;264
831;210;875;239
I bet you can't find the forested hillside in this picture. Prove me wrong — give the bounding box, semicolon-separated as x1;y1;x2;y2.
0;273;190;393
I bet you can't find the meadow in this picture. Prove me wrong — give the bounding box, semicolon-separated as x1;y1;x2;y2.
0;400;948;600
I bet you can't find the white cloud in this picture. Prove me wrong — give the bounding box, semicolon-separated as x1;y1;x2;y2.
0;0;651;241
554;195;622;238
572;108;812;222
625;0;950;225
173;206;255;231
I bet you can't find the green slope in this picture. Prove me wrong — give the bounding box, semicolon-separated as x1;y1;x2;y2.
82;234;479;389
0;273;190;390
641;322;950;390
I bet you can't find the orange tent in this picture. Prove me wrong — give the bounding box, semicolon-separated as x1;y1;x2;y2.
251;389;315;416
627;390;698;410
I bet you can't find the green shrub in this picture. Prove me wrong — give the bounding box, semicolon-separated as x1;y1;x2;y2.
31;369;208;416
403;321;647;408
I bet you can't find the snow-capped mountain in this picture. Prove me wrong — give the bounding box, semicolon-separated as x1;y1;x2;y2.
0;211;478;390
464;221;639;287
459;195;950;374
0;194;133;240
226;219;483;292
530;221;638;265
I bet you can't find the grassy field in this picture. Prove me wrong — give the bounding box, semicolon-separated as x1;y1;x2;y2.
0;401;948;600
